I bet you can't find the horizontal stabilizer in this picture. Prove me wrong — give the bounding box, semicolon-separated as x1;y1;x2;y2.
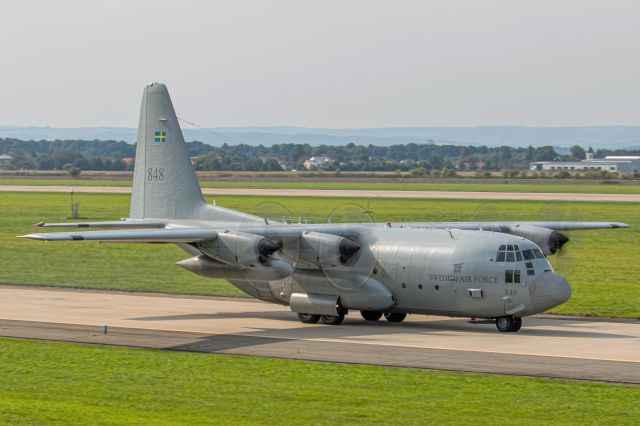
18;228;218;243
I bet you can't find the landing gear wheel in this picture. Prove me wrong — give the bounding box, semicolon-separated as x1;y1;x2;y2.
320;314;345;325
513;317;522;332
297;313;320;324
360;310;383;321
496;316;521;332
384;312;407;323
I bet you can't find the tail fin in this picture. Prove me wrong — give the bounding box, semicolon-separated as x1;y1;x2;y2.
129;83;206;219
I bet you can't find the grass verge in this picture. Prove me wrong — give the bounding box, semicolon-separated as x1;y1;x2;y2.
0;337;638;425
1;177;640;194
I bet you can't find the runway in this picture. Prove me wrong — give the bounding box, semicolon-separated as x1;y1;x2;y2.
1;185;639;202
0;285;638;384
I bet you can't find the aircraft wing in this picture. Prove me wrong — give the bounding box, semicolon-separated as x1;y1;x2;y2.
18;228;218;243
393;221;629;231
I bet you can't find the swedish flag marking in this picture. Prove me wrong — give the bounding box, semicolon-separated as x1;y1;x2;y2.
154;131;167;143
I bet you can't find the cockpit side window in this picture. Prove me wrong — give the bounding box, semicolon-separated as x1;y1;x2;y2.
522;249;534;260
532;248;545;259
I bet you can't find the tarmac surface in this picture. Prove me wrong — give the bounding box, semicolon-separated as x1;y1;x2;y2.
0;285;638;384
1;185;639;202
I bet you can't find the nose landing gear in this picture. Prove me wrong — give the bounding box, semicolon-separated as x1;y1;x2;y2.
495;316;522;332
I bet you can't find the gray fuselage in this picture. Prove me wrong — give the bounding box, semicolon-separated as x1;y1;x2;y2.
221;226;571;319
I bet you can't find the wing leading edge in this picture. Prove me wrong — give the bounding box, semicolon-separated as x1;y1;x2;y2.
18;228;218;243
393;221;629;231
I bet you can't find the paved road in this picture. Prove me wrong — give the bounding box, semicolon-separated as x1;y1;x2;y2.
1;185;639;202
0;285;638;384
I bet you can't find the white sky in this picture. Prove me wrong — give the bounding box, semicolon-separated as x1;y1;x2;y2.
0;0;638;127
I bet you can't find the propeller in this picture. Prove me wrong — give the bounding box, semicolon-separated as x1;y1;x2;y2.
539;203;583;275
257;238;280;263
322;201;379;291
471;201;583;274
338;238;361;263
549;231;570;254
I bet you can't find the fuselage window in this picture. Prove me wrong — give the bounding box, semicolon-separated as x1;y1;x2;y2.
505;270;521;283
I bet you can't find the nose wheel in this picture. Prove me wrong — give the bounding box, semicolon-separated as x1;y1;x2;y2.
496;316;522;332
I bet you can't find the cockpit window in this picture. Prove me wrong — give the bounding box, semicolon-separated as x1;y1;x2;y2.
532;248;545;259
496;244;524;262
522;248;546;260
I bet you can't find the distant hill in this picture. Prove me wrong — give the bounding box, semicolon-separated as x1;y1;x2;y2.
0;125;638;149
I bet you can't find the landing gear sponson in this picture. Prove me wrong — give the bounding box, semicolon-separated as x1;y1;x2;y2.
297;310;409;325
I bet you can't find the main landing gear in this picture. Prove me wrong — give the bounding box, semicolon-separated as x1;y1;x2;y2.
297;310;409;325
495;315;522;332
359;310;407;323
297;312;345;325
360;310;383;321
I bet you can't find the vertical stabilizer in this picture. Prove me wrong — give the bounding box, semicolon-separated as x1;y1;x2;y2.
129;83;206;219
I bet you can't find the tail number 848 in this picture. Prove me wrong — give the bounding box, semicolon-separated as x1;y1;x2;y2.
147;168;165;182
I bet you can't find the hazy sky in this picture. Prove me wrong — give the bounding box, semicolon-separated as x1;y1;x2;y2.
1;0;639;127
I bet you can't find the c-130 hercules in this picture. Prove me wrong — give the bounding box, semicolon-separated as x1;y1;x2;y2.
19;83;629;332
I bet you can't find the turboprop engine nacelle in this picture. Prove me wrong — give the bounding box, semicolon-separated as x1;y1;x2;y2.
298;231;360;266
504;225;569;255
197;231;281;267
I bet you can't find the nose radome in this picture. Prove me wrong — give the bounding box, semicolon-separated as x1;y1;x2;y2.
529;272;572;313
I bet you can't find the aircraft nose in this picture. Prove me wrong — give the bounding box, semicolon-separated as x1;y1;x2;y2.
529;272;572;313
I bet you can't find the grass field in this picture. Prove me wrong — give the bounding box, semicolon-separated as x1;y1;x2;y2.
1;192;638;317
2;177;640;194
0;337;637;425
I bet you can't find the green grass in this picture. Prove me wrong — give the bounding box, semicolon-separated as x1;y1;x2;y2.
0;337;637;425
2;177;640;194
1;192;638;317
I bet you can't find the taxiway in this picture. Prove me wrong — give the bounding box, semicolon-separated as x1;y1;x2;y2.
0;285;638;384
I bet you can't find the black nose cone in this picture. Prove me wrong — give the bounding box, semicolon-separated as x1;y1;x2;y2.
258;238;280;257
339;238;360;263
550;232;569;253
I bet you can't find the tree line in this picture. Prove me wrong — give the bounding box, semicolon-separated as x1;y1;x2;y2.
1;138;638;172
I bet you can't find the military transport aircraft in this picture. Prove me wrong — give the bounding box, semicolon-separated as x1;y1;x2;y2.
19;83;629;332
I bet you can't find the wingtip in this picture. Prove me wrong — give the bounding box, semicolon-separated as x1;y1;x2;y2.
611;223;630;228
17;234;44;240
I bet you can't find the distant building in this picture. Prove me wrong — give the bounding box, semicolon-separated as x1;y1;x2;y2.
121;157;135;166
0;154;12;168
303;156;332;169
530;148;640;173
